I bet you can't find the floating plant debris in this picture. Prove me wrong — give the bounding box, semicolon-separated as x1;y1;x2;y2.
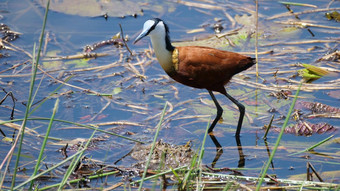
317;49;340;61
325;11;340;22
129;140;194;170
284;121;336;136
298;63;330;82
299;101;340;114
83;38;124;53
269;90;292;99
0;23;21;42
61;136;108;152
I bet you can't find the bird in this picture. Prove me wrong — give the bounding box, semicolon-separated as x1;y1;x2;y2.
134;18;255;137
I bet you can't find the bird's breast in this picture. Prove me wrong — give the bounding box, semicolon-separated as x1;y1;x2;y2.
172;48;179;71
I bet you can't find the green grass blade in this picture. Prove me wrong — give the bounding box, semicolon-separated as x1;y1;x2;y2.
256;81;303;190
288;135;334;156
57;126;99;190
29;98;59;189
39;169;120;190
0;44;38;190
223;181;233;191
196;120;210;190
11;0;50;188
278;1;317;8
197;119;210;168
170;167;182;183
138;102;168;190
28;73;45;110
132;166;187;185
13;149;84;190
1;117;144;143
28;75;73;116
151;151;166;190
182;152;197;190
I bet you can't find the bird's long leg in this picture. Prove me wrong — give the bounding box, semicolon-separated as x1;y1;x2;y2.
222;91;245;137
208;90;223;133
207;90;224;167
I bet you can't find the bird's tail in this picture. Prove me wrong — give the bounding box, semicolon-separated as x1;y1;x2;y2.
238;57;256;73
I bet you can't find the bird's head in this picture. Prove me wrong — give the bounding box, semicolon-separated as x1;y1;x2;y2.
134;18;169;44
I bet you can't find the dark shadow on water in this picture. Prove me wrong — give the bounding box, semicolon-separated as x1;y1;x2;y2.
209;133;223;168
264;139;275;169
209;133;245;168
235;136;245;168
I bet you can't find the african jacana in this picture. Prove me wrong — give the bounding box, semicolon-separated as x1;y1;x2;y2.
134;18;255;137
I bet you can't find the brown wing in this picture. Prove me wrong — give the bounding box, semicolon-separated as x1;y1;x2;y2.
171;46;254;93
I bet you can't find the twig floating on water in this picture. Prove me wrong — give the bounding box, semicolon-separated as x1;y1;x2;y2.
284;5;315;37
274;20;340;30
43;53;109;61
268;7;340;20
119;23;133;56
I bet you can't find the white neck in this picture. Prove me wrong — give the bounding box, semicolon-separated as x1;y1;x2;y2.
148;24;174;73
150;37;173;73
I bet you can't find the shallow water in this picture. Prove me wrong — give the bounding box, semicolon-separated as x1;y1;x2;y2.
0;0;339;189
